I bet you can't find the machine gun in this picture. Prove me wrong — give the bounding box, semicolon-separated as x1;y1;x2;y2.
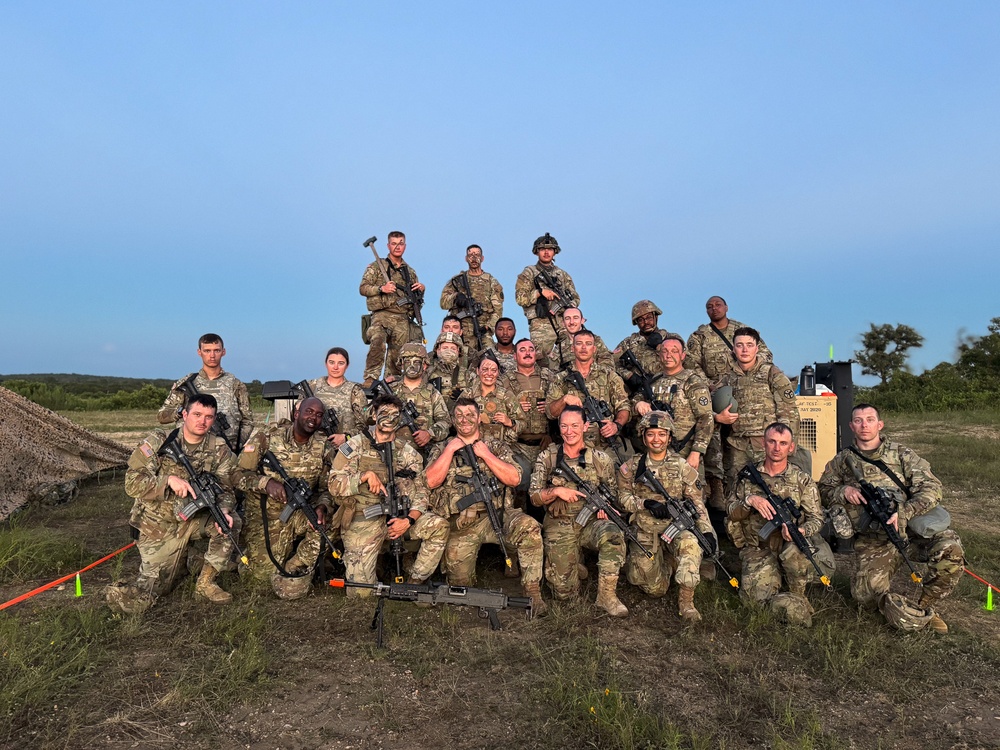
159;437;249;566
553;455;653;559
737;463;831;588
259;451;342;576
452;271;485;351
848;466;922;583
176;374;239;453
532;266;568;319
636;461;738;589
454;443;511;570
329;578;532;647
364;235;425;342
360;439;411;583
295;380;340;435
364;379;421;435
617;350;668;411
564;370;626;462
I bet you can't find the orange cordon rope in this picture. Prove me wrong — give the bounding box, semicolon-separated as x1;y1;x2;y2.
0;542;135;611
964;567;1000;595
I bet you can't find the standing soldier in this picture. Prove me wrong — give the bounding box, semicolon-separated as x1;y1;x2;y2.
328;394;449;592
298;347;368;448
425;332;470;412
547;307;615;371
389;343;452;461
514;233;580;368
234;397;335;599
157;333;254;451
107;394;240;614
473;317;518;374
425;397;547;614
617;411;714;621
614;300;674;386
359;231;425;385
818;404;964;634
530;406;629;616
439;244;504;354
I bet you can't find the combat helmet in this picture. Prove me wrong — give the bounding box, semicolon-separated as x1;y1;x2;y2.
396;342;428;367
879;593;934;632
631;300;663;324
532;233;561;255
637;410;674;438
434;331;463;351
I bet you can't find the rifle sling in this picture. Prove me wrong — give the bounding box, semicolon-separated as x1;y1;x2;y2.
671;425;696;453
847;446;912;500
258;489;308;578
709;324;734;353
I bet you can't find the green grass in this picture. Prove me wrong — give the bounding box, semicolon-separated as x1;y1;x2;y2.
0;517;88;585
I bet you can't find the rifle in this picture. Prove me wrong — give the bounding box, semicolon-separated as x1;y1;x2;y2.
158;437;249;566
635;460;738;589
564;370;626;463
737;462;831;587
364;379;421;435
295;380;340;435
454;443;511;570
617;350;668;410
532;266;568;319
453;271;485;350
176;374;239;453
259;451;342;576
364;235;425;342
553;454;653;559
848;466;922;583
330;578;532;647
360;439;410;583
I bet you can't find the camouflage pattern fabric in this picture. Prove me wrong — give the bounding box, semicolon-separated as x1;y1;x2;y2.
548;330;615;372
514;262;580;325
458;381;522;445
425;359;471;412
545;363;631;452
393;380;452;456
685;319;772;385
613;328;675;380
359;258;424;381
439;270;504;350
635;369;714;460
157;369;254;448
298;377;368;438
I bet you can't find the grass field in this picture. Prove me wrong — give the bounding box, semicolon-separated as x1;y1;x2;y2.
2;409;999;750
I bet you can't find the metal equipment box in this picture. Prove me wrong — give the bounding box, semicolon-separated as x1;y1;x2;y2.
795;395;838;481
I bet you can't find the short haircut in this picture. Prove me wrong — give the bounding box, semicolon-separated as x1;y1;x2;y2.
199;333;223;348
573;328;596;342
496;317;515;329
659;333;686;350
560;404;586;421
708;295;727;306
852;403;881;419
562;306;582;317
388;231;405;241
733;326;760;344
764;422;793;439
466;244;482;253
325;346;350;365
514;337;534;348
372;393;404;413
453;396;480;413
442;314;461;325
185;393;218;411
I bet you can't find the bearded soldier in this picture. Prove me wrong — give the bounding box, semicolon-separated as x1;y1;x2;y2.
425;397;547;614
514;233;580;368
439;244;504;353
614;299;675;387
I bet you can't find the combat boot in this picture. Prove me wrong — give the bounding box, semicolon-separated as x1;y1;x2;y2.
918;593;949;634
523;581;548;617
677;584;701;622
707;478;726;511
194;566;232;605
577;563;589;581
595;573;628;617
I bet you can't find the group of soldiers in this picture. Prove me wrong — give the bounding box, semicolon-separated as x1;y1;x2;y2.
106;232;966;636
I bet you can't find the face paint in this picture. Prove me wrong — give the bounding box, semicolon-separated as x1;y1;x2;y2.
376;408;401;431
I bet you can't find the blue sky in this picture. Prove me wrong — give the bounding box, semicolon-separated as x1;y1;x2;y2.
2;2;998;385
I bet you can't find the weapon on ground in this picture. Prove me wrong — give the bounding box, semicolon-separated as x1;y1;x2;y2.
454;443;511;570
554;456;653;559
364;234;425;342
176;374;239;453
564;370;627;463
636;464;738;589
851;472;922;584
359;439;409;583
159;438;249;566
453;271;485;351
364;379;421;434
737;463;831;587
295;380;340;435
617;350;669;411
329;578;532;647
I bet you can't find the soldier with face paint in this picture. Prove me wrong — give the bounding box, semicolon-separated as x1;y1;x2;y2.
391;343;452;461
439;244;504;354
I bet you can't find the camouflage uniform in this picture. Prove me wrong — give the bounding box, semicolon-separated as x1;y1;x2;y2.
424;358;471;413
728;461;825;623
458;381;522;446
439;271;504;352
393;379;452;459
298;377;368;438
429;438;543;588
818;441;964;607
469;345;517;377
157;369;254;449
329;434;448;594
635;369;714;465
530;445;626;599
613;329;675;383
359;258;424;381
500;366;557;463
514;263;580;366
547;330;615;372
617;453;710;596
545;363;631;455
113;429;240;609
232;422;335;599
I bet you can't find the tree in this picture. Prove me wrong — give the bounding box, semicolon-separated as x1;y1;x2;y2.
855;323;924;385
957;317;1000;381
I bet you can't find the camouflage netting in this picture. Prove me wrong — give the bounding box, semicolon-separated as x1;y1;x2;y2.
0;386;130;520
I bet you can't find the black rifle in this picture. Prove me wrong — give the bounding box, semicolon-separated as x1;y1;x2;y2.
295;380;340;435
452;271;485;351
636;459;738;589
532;266;568;319
159;437;249;566
176;374;239;453
259;451;342;576
851;470;922;584
564;370;626;463
360;439;410;583
617;350;668;410
553;454;653;559
329;578;532;647
737;463;832;587
364;380;421;435
454;443;511;570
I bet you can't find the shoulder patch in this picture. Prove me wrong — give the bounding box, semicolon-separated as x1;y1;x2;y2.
140;442;154;458
698;396;709;406
783;389;794;399
619;462;632;478
339;442;354;458
243;443;256;453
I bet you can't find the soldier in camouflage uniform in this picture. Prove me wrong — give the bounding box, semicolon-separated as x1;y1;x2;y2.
715;327;806;491
328;395;448;594
298;347;368;448
472;317;517;375
530;405;629;616
390;343;452;461
686;298;772;510
818;404;964;634
439;244;504;354
425;397;547;614
617;411;715;621
614;300;676;389
425;332;471;412
514;233;580;368
547;307;615;371
546;330;631;459
359;231;426;384
107;394;240;614
232;397;336;599
459;354;521;446
727;423;826;627
157;333;254;451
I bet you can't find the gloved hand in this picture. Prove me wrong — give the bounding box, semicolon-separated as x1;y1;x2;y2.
643;499;671;520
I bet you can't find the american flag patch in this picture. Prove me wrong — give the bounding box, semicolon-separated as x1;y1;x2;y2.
243;444;256;453
140;443;153;458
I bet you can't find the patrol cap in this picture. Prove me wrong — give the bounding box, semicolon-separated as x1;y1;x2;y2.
637;410;674;437
397;342;428;366
532;233;561;255
879;593;933;632
631;300;663;324
712;385;738;414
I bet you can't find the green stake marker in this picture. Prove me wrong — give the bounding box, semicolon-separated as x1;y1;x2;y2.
987;585;994;612
75;573;82;597
829;345;834;360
